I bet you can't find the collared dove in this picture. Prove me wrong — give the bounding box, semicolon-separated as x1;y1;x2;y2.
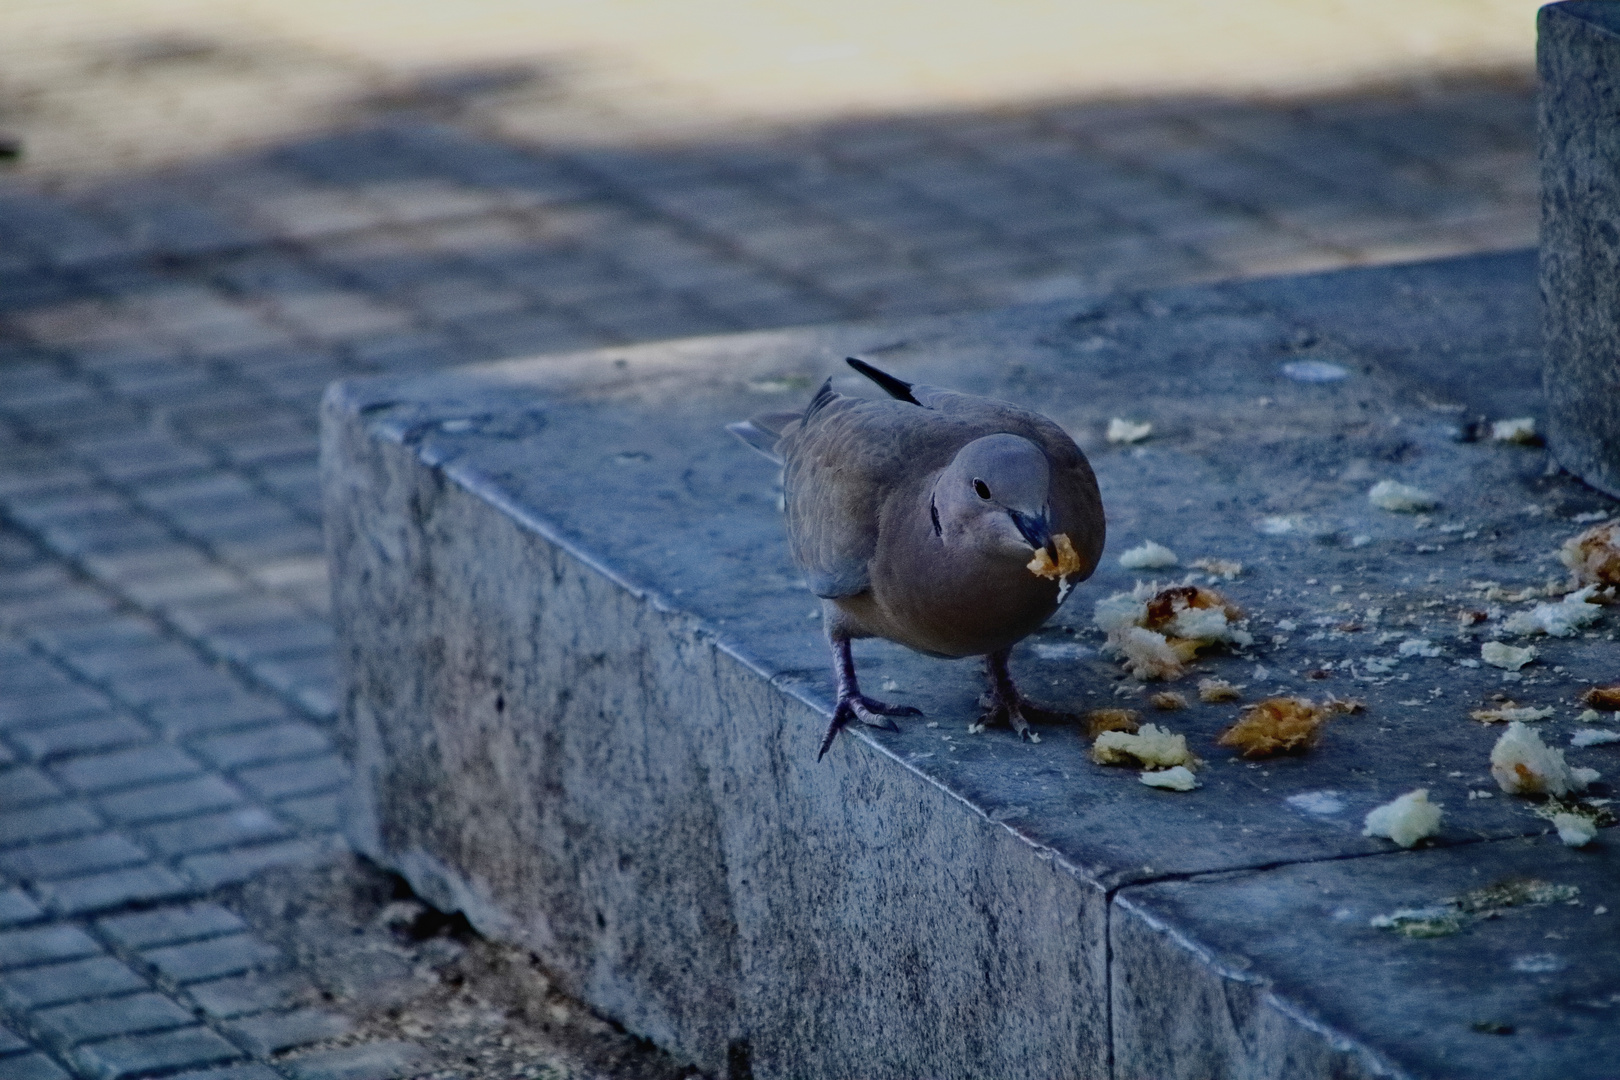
732;357;1105;758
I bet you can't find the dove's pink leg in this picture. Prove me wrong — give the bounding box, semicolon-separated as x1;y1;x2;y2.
818;635;923;760
980;648;1079;740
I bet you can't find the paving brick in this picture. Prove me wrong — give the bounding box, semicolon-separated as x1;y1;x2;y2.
186;974;299;1019
0;955;147;1009
0;1022;28;1053
0;833;150;882
0;889;43;929
272;792;342;831
73;1026;243;1080
167;1066;282;1080
234;756;347;801
38;864;195;916
51;745;204;793
192;724;331;770
33;991;195;1045
181;837;333;891
0;767;68;806
0;925;100;970
0;687;111;728
223;1009;349;1057
145;697;288;740
142;933;281;984
281;1041;426;1080
140;807;289;858
10;717;151;762
98;904;246;951
0;801;103;847
1;1052;73;1080
97;776;245;826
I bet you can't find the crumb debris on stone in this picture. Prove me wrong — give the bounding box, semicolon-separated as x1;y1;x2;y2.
1217;697;1330;758
1095;583;1251;681
1490;721;1600;796
1502;585;1605;637
1481;641;1536;671
1368;479;1438;513
1454;878;1580;913
1469;703;1555;724
1398;638;1442;658
1581;683;1620;711
1091;722;1198;770
1106;418;1153;444
1322;695;1365;714
1139;765;1200;791
1371;907;1465;938
1552;812;1599;847
1118;540;1178;570
1490;417;1538;444
1190;557;1243;579
1027;532;1083;580
1362;789;1443;848
1197;677;1242;702
1560;522;1620;587
1571;728;1620;748
1150;691;1187;710
1084;708;1141;740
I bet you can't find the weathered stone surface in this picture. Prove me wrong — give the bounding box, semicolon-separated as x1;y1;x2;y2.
1540;1;1620;497
326;249;1620;1079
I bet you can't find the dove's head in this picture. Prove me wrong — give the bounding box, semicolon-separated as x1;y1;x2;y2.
933;434;1056;561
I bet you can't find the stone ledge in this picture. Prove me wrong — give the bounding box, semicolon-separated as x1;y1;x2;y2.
323;249;1620;1079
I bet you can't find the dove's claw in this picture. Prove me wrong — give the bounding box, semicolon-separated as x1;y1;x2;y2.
820;635;920;759
980;648;1077;740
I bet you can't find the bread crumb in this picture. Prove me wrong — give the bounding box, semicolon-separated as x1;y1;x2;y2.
1150;691;1187;711
1190;557;1243;579
1217;697;1330;758
1027;532;1083;580
1491;721;1598;796
1369;480;1438;512
1502;585;1605;637
1322;695;1365;714
1481;641;1536;671
1091;723;1198;770
1363;789;1443;848
1470;703;1555;724
1571;729;1620;748
1581;684;1620;711
1095;583;1251;681
1552;812;1598;847
1139;765;1200;791
1491;417;1538;444
1117;626;1191;680
1198;677;1242;703
1106;418;1152;444
1560;522;1620;587
1119;540;1178;570
1398;638;1442;658
1084;708;1140;740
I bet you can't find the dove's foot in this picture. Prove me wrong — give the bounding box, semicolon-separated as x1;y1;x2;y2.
819;635;923;759
979;648;1079;741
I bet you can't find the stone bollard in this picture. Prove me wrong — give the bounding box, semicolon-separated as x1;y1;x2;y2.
1540;1;1620;499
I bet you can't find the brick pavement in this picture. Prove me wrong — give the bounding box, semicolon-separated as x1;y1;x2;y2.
0;6;1542;1073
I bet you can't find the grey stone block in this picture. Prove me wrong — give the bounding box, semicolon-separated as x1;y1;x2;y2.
0;687;110;729
191;724;331;771
186;973;299;1020
233;756;347;801
98;903;247;951
1539;1;1620;497
281;1041;426;1080
38;864;195;917
10;717;151;762
0;889;43;929
0;955;147;1009
0;925;100;970
72;1026;243;1080
96;776;245;826
0;1023;27;1054
223;1009;349;1057
0;801;103;846
167;1066;282;1080
33;991;195;1045
327;250;1620;1078
0;833;149;881
139;807;288;858
50;745;204;794
142;933;282;984
2;1052;73;1080
0;767;64;807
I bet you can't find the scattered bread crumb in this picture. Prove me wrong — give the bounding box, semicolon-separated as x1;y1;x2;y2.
1470;703;1555;724
1502;585;1605;637
1190;557;1243;579
1368;480;1438;512
1197;677;1242;703
1552;812;1598;847
1490;721;1599;796
1362;789;1443;848
1106;418;1153;444
1322;695;1365;714
1027;533;1083;580
1571;729;1620;748
1139;765;1200;791
1217;697;1330;758
1490;417;1538;444
1119;540;1178;570
1481;641;1536;671
1150;691;1187;711
1581;684;1620;711
1397;638;1442;658
1095;584;1252;681
1084;708;1141;740
1091;723;1198;770
1560;522;1620;587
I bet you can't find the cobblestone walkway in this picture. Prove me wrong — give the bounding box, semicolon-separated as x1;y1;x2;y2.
0;9;1541;1075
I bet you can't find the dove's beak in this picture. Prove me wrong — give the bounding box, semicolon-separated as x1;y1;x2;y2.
1010;509;1055;560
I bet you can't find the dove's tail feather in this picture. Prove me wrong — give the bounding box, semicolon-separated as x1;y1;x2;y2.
846;356;919;405
727;414;796;464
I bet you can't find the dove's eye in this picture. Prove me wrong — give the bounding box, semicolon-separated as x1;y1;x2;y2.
972;478;992;500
